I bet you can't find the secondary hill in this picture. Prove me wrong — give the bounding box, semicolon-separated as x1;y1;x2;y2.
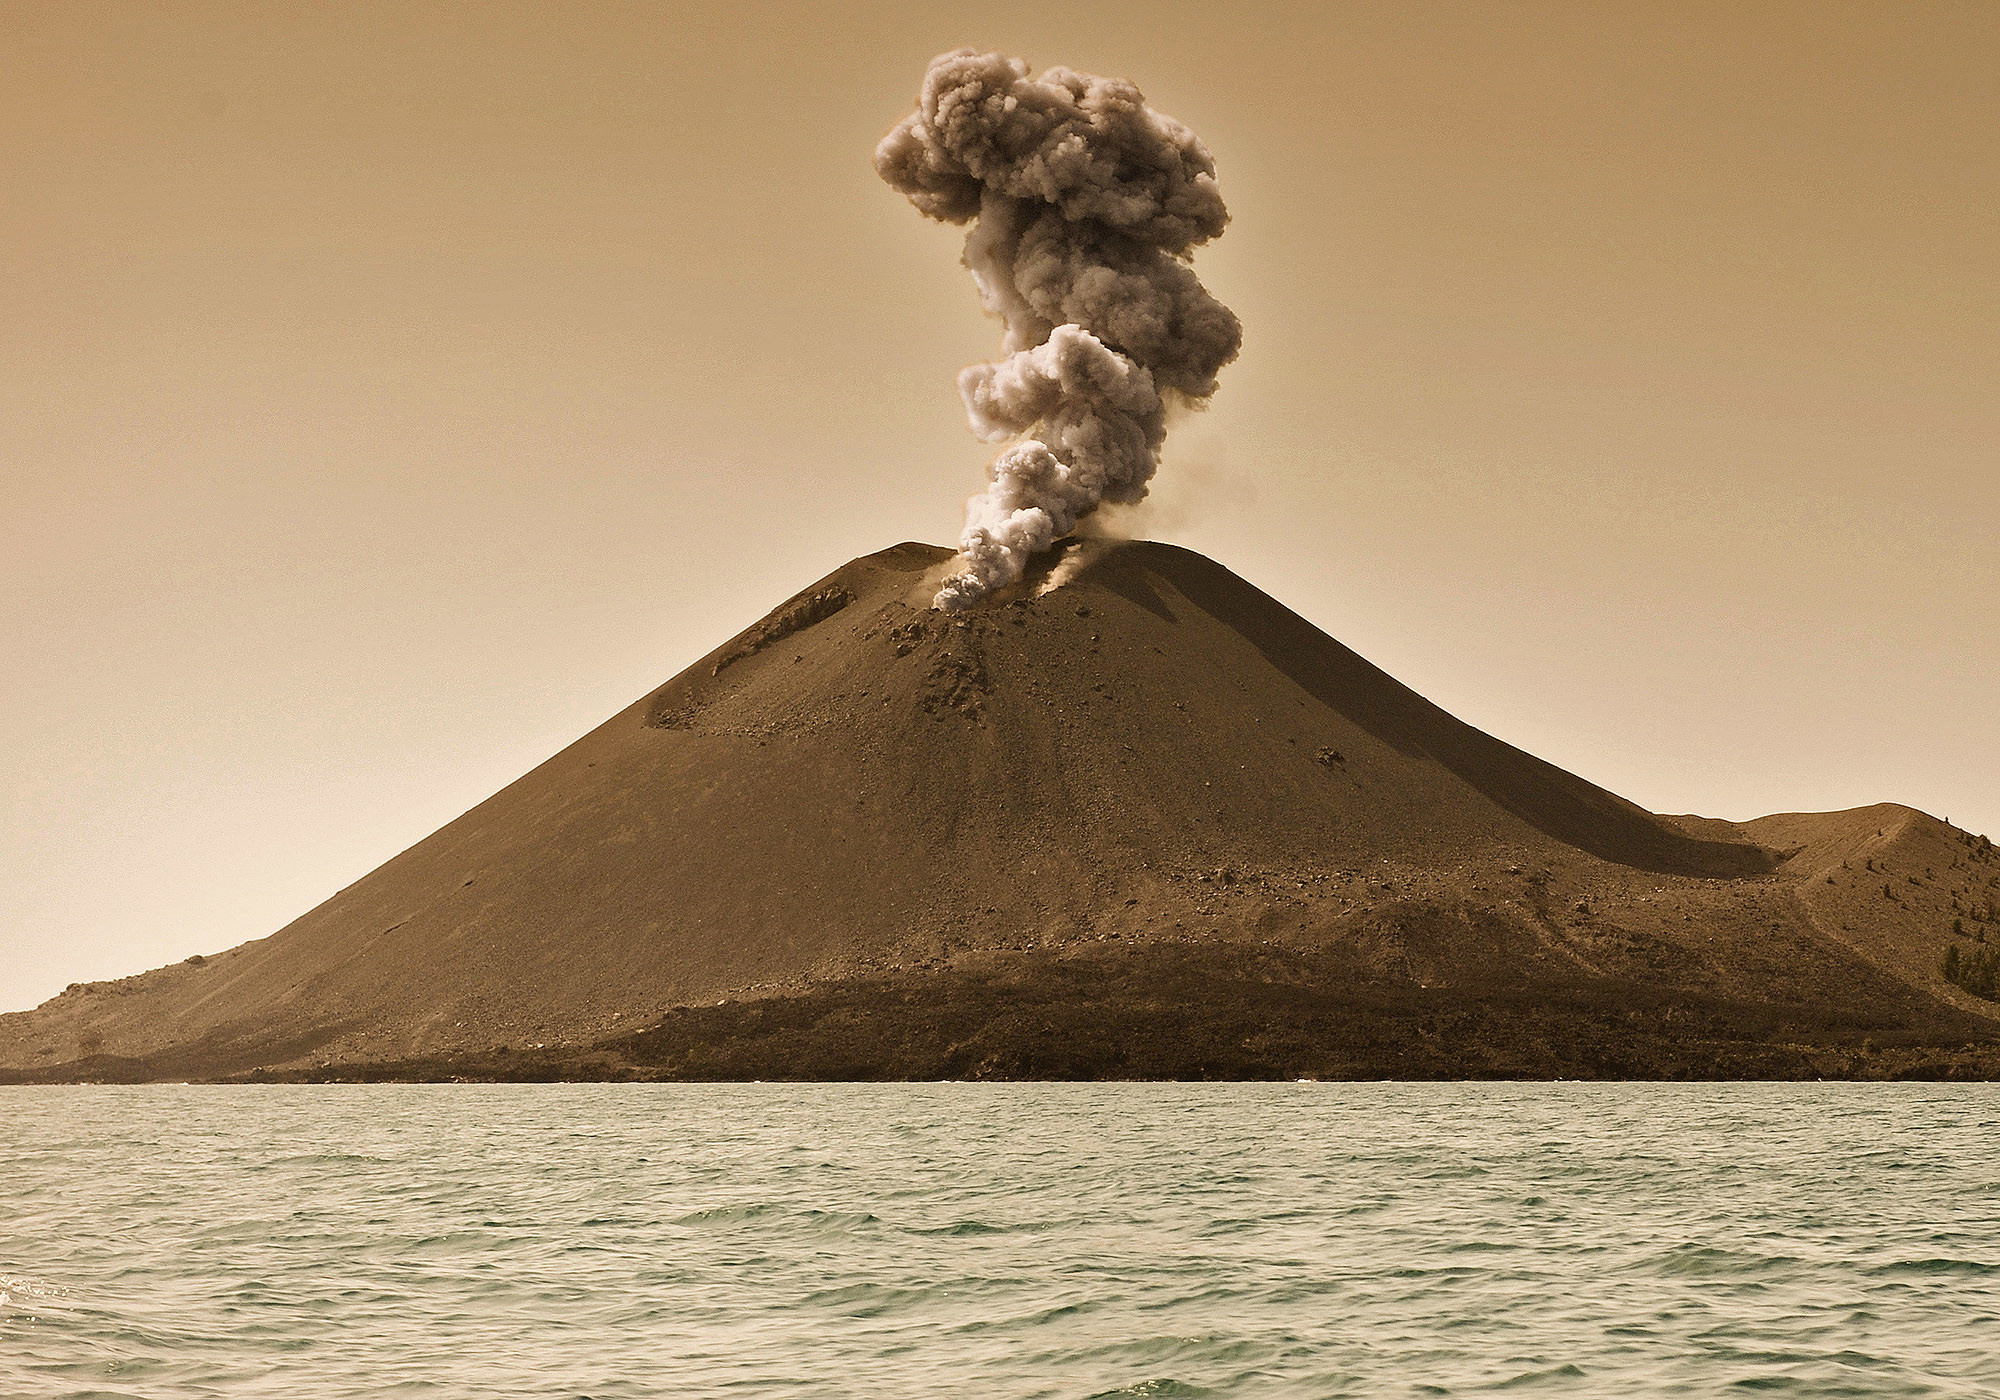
5;540;1997;1082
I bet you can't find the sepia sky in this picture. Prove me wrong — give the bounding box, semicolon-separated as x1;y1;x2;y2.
3;0;1995;1012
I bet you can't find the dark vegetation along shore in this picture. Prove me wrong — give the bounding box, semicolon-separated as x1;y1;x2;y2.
5;540;1998;1083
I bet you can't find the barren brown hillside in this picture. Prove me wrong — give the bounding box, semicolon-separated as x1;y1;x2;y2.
5;540;1996;1082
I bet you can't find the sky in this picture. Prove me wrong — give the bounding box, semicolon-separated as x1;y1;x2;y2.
3;0;1994;1012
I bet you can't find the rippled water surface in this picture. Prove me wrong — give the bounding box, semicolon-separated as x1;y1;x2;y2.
4;1084;1999;1397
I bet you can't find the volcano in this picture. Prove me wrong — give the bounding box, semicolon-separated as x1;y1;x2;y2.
6;540;1998;1082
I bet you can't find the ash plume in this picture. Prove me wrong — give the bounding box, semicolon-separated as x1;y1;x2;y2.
877;49;1241;609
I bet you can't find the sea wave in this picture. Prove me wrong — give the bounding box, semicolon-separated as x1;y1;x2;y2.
2;1082;1998;1399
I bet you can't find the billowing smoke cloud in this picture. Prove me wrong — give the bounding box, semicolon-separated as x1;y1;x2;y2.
877;49;1241;609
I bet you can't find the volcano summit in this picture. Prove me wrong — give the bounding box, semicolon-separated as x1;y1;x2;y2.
5;540;1998;1082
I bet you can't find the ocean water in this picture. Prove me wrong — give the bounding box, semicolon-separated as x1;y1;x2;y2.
3;1084;1998;1399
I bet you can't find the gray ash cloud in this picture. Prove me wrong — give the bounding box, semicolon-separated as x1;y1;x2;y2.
877;50;1241;609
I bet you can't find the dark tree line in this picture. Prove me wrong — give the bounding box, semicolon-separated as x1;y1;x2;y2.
1943;942;2000;1001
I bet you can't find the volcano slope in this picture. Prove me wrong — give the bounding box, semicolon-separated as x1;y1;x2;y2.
6;539;1999;1082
